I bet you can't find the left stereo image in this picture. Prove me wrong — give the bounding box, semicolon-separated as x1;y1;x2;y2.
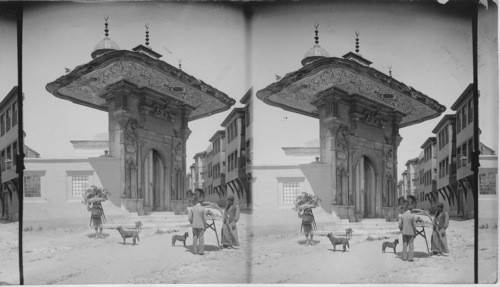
0;3;22;285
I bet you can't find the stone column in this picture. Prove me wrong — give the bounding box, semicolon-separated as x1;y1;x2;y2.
329;128;337;206
125;160;132;198
131;163;138;199
180;107;191;202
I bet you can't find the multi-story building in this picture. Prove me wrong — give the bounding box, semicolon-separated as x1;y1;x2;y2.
192;151;207;192
432;114;458;215
405;157;419;197
221;107;248;206
399;171;408;198
400;84;497;219
416;150;425;202
418;137;437;209
240;88;252;207
206;130;225;203
0;87;20;222
186;164;195;194
451;84;475;218
188;89;252;208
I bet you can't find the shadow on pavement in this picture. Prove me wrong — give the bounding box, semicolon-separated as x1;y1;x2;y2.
328;248;350;252
184;244;220;252
86;233;110;238
117;241;140;246
395;251;430;260
297;239;321;245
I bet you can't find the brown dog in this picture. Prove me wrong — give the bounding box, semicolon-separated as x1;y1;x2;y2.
117;226;140;245
382;238;399;253
171;231;189;247
327;233;350;252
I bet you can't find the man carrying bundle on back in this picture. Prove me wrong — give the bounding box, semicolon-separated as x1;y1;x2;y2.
83;186;110;240
295;192;320;246
298;207;316;246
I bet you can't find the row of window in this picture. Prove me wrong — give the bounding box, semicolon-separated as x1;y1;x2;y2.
207;163;212;178
437;127;450;150
212;163;221;179
413;138;474;185
0;140;18;172
457;138;473;168
423;144;433;162
438;157;450;179
227;151;238;172
0;101;18;137
226;119;238;143
245;104;251;128
456;98;473;134
418;191;425;202
213;139;221;155
419;169;433;186
207;185;214;195
23;175;89;198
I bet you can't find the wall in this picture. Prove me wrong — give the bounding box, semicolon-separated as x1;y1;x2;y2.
479;195;498;224
252;164;334;228
24;157;123;225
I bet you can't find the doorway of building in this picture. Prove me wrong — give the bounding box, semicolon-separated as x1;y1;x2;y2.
144;149;164;211
355;156;377;218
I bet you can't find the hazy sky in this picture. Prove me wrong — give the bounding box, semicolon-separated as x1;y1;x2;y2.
250;1;498;179
0;10;17;98
23;2;247;163
15;1;500;181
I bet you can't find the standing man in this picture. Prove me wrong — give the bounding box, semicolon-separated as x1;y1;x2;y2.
431;202;449;256
221;195;240;249
188;188;207;255
398;195;417;261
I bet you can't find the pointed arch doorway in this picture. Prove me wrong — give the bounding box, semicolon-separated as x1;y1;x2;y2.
143;149;165;211
354;155;377;218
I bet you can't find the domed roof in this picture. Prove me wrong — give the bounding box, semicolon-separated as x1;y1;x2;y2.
91;37;120;59
94;37;119;51
301;44;330;66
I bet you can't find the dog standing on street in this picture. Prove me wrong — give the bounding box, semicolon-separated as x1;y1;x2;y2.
117;226;140;245
382;238;399;253
327;233;350;252
171;231;189;247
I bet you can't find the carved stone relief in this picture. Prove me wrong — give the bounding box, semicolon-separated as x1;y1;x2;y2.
360;109;385;128
336;125;350;153
259;60;446;127
336;165;349;177
125;119;138;139
336;151;347;160
52;53;236;120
